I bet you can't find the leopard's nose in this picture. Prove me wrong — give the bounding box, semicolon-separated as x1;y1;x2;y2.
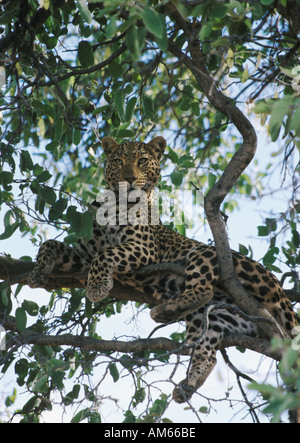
124;176;137;184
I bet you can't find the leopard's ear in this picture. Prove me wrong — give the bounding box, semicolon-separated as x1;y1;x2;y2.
146;136;166;160
101;136;119;158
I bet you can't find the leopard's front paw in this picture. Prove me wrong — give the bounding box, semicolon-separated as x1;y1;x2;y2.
150;301;182;323
172;379;195;403
27;270;49;288
86;277;113;302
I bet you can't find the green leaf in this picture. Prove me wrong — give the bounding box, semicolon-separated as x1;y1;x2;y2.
113;129;135;138
241;66;249;83
108;61;124;78
15;359;29;379
292;229;300;248
31;99;46;114
170;171;183;186
49;198;68;221
67;208;93;239
248;382;276;398
239;244;249;256
45;36;57;50
15;307;27;331
279;347;299;375
4;210;14;228
142;95;154;117
180;98;191;111
22;300;39;316
0;171;14;191
252;3;264;19
40;186;56;205
123;410;136;423
73;128;81;146
257;225;269;236
20;151;34;172
199;24;211;41
71;408;91;423
141;8;166;39
78;40;94;68
32;373;48;393
289;106;300;137
44;104;56;119
266;217;277;232
126;25;146;60
208;173;217;188
125;96;137;122
88;411;102;423
36;170;52;183
211;4;228;18
64;384;81;406
5;388;17;407
1;283;9;307
0;222;19;240
45;140;60;153
75;0;92;24
113;90;125;122
22;396;38;413
109;363;119;382
263;247;279;267
254;99;272;114
269;97;291;142
105;14;117;39
55;118;64;141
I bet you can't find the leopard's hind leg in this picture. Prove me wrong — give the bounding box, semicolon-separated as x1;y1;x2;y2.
173;297;258;403
151;246;218;323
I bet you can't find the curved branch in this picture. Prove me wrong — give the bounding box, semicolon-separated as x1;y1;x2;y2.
167;33;288;339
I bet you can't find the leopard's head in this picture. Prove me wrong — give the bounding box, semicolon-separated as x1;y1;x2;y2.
102;136;166;193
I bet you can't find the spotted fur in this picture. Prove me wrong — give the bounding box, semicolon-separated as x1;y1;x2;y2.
28;136;298;403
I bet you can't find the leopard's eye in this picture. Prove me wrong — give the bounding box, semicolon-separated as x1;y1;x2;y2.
138;157;148;165
113;158;123;166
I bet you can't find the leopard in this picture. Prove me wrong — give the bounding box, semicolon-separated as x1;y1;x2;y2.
28;135;298;403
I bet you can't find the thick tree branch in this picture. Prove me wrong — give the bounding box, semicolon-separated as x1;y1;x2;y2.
1;255;298;305
0;256;157;305
1;315;283;362
1;256;298;304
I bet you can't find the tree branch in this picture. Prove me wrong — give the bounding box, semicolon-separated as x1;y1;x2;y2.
1;316;283;362
167;31;288;339
0;255;158;305
0;255;298;305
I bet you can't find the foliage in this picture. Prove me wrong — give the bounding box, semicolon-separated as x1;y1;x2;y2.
249;340;300;423
0;0;299;423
